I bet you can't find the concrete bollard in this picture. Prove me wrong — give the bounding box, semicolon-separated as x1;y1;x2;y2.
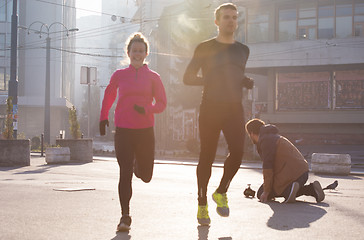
46;147;70;164
311;153;351;175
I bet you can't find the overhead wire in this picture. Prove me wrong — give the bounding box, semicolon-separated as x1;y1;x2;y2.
9;0;364;61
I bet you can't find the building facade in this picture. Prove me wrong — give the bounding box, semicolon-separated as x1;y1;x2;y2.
240;0;364;147
0;0;77;143
0;0;14;137
150;0;364;156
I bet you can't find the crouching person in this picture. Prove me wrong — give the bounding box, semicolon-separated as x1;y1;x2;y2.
245;118;325;203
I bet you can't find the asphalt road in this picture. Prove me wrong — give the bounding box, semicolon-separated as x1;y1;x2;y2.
0;155;363;240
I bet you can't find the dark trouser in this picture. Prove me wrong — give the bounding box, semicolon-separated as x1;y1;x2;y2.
197;102;245;205
114;127;155;215
257;171;316;201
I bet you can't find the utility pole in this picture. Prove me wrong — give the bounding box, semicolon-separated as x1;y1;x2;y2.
8;0;18;139
80;66;97;138
23;21;78;144
44;36;51;144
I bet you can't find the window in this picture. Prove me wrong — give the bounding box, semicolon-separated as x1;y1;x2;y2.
355;0;364;14
0;0;6;22
247;9;269;43
298;3;317;39
277;72;331;111
318;2;334;39
236;6;246;43
0;34;5;57
355;22;364;36
0;67;6;91
335;70;364;109
336;1;353;38
7;0;11;22
354;1;364;36
279;8;297;41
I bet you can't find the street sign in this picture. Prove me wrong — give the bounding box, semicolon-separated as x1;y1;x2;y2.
80;66;97;85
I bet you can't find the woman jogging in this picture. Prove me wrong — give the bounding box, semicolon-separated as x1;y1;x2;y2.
99;33;167;232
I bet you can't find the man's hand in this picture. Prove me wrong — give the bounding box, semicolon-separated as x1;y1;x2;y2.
134;104;145;114
243;76;254;89
99;119;109;136
259;191;270;203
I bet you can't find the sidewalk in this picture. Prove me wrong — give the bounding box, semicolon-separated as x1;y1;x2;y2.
0;155;363;240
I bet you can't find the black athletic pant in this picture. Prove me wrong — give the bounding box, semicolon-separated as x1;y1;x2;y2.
197;102;245;205
114;127;155;215
257;171;316;200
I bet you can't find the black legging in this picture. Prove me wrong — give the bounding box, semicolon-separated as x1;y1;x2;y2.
257;171;316;200
114;127;155;215
197;102;245;205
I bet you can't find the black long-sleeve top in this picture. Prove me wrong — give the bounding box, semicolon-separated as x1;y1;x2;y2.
183;38;253;104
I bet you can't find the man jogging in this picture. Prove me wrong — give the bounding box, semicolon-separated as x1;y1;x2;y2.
183;3;253;226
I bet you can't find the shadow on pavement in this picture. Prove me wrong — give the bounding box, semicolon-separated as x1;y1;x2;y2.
197;226;233;240
12;164;60;175
0;166;25;171
267;201;328;231
111;231;131;240
198;226;209;240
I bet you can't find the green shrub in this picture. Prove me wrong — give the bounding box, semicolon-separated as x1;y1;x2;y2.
2;97;13;140
69;106;81;139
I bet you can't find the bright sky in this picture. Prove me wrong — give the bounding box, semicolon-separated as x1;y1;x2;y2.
76;0;102;18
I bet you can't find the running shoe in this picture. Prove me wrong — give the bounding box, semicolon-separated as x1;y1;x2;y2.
197;205;211;226
117;215;132;232
212;191;229;217
312;181;325;203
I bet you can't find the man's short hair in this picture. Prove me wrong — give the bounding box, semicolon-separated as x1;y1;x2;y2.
245;118;265;135
214;3;238;20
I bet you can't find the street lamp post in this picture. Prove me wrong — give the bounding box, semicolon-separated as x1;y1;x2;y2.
25;21;78;144
8;0;18;139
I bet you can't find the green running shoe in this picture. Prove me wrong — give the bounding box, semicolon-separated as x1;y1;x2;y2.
212;191;229;217
197;205;211;226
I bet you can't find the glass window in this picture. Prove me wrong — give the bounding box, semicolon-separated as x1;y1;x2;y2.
298;18;316;26
277;72;331;111
0;0;6;22
355;15;364;22
336;2;353;38
236;6;246;43
336;16;353;38
298;3;317;40
336;3;353;16
319;6;334;17
279;8;297;41
318;18;334;39
355;2;364;14
299;6;316;18
0;34;5;57
354;1;364;36
279;8;297;21
318;3;334;39
355;23;364;36
7;0;11;22
298;26;316;39
335;70;364;109
0;67;5;91
279;21;297;41
247;9;269;43
298;28;307;39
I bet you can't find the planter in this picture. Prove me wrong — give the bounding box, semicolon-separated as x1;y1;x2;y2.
0;139;30;167
311;153;351;175
56;138;93;163
45;147;70;164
